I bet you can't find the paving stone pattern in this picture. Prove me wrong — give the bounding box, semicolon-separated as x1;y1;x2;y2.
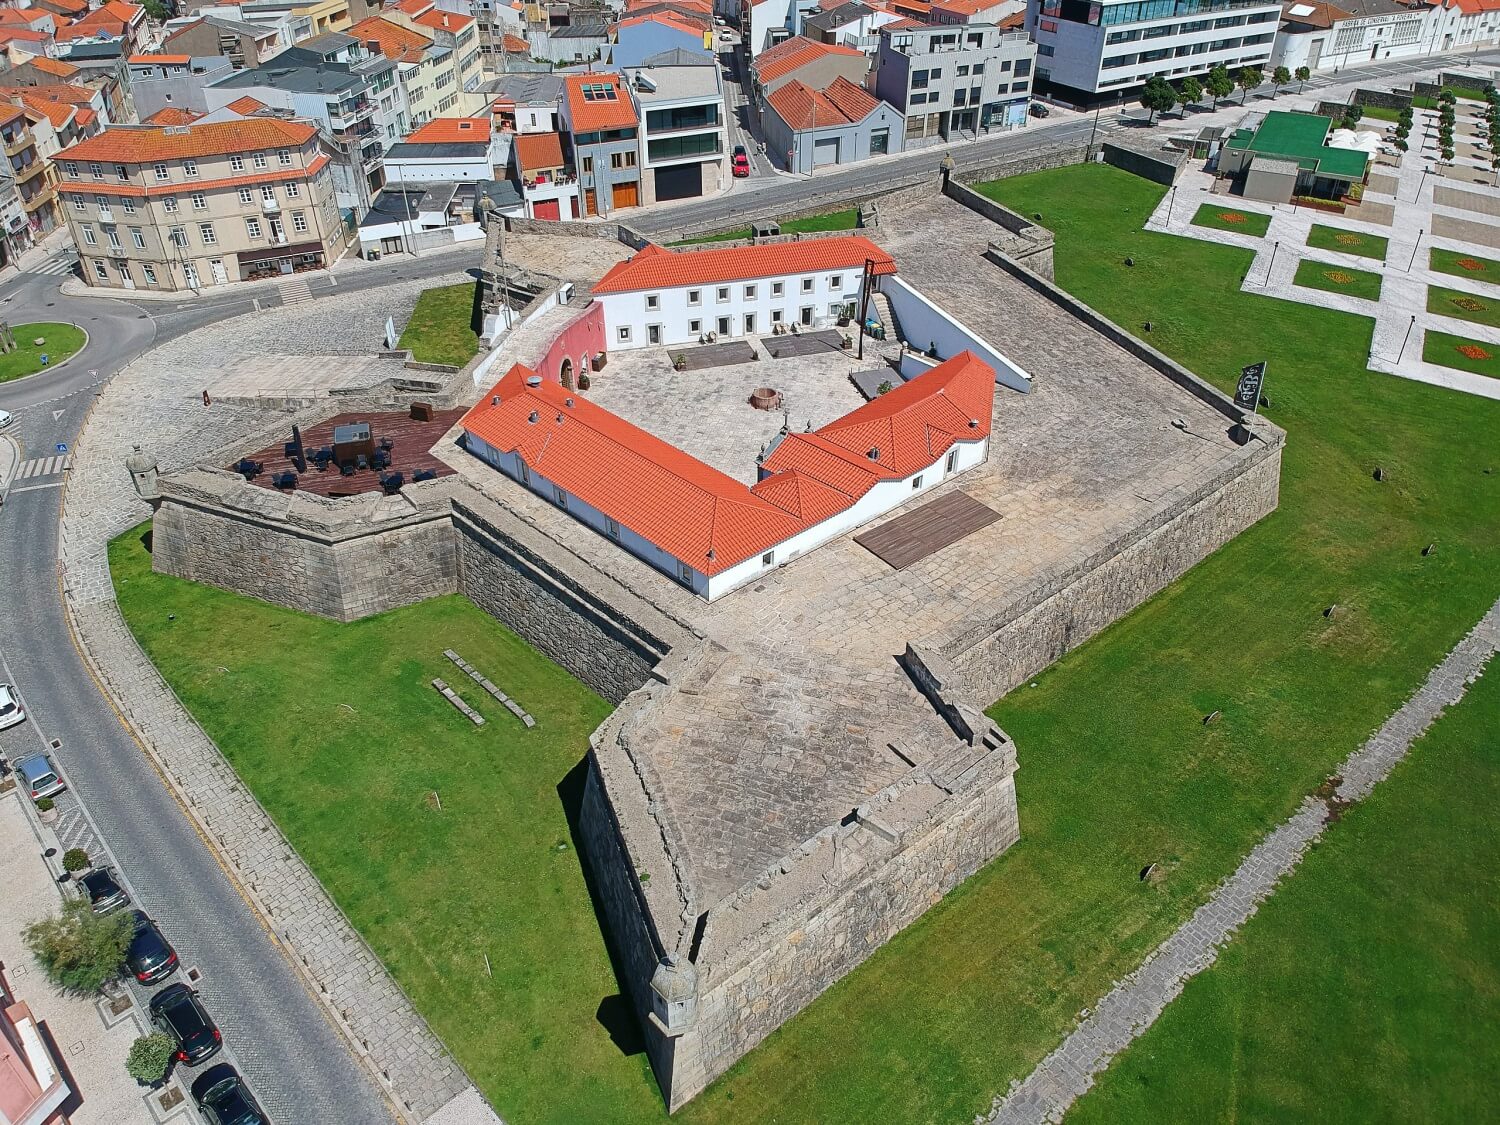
58;293;501;1125
986;596;1500;1125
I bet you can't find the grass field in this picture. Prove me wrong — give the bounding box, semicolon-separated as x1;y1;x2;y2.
1294;258;1384;302
1071;660;1500;1123
109;532;658;1125
117;164;1500;1125
1430;246;1500;281
1422;328;1500;379
1189;203;1271;236
1355;104;1404;123
397;283;481;367
0;322;85;383
1306;223;1388;261
1427;283;1500;329
672;208;861;245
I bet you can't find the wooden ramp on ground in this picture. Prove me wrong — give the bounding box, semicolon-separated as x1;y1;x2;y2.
855;490;1000;570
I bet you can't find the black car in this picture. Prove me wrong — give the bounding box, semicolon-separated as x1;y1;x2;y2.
191;1065;268;1125
76;867;129;914
1028;102;1051;118
734;143;748;158
149;983;222;1064
126;912;179;984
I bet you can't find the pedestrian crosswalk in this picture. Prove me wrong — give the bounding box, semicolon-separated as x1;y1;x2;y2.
15;453;70;479
25;257;76;278
279;276;314;306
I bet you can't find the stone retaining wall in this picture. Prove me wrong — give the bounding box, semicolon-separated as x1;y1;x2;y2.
1100;140;1186;186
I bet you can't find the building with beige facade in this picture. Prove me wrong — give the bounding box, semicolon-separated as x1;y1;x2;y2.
56;118;349;292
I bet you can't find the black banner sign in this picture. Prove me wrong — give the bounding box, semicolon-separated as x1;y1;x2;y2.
1234;361;1267;413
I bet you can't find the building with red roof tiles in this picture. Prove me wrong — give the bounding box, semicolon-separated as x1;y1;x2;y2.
928;0;1018;24
18;55;80;80
144;105;205;125
560;72;644;214
0;101;61;238
33;0;87;16
385;115;498;181
872;18;1034;135
762;74;905;172
345;11;485;121
511;130;581;220
56;118;350;293
224;95;269;116
461;348;995;598
53;0;145;47
750;35;868;95
1272;0;1487;76
608;9;713;68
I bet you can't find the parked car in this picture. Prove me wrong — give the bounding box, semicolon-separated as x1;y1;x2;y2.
0;408;12;430
126;912;179;984
0;683;24;731
732;151;750;177
191;1065;268;1125
149;983;222;1064
76;866;129;914
1029;102;1051;118
16;754;64;800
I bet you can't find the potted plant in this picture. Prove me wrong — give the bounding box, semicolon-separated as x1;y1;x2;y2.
876;380;894;395
577;371;591;391
62;848;90;875
672;354;687;372
36;796;58;824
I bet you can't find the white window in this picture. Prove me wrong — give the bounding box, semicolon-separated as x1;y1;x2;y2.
744;284;756;299
162;195;178;212
552;485;567;508
131;227;145;249
71;195;86;212
285;180;300;198
89;162;102;178
93;260;108;280
253;152;268;169
761;550;774;566
261;185;276;202
646;293;660;310
278;149;293;166
676;560;693;586
516;459;529;484
183;159;198;177
94;194;108;211
191;193;206;210
122;198;136;214
199;222;216;245
81;225;96;245
143;263;157;284
687;289;701;305
771;309;784;323
105;226;121;250
946;449;958;473
800;277;813;293
716;286;729;302
618;325;631;342
168;225;186;247
64;161;78;176
605;517;620;539
292;210;308;233
238;187;254;204
911;474;924;490
246;217;263;238
829;274;842;291
184;262;199;286
772;281;784;296
744;313;756;334
153;162;169;181
230;155;244;172
688;318;701;333
115;164;128;180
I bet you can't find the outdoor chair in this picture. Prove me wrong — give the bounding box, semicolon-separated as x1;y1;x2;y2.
381;472;404;494
340;462;356;477
380;437;394;451
357;454;369;471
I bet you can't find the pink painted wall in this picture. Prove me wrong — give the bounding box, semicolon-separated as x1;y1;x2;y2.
537;302;606;387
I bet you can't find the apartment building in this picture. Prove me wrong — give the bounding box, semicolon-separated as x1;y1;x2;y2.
871;20;1035;137
1027;0;1281;104
56;118;349;292
561;71;643;214
622;60;724;202
345;9;486;127
0;104;58;240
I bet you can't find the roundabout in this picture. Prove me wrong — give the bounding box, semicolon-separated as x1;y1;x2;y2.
0;321;86;383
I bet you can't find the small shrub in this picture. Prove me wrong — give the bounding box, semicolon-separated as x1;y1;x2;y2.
35;797;54;812
1451;296;1487;312
876;380;894;395
1218;211;1248;223
1323;270;1356;285
23;898;133;994
1457;343;1492;360
1335;233;1363;246
62;848;90;873
1456;257;1487;271
125;1034;175;1086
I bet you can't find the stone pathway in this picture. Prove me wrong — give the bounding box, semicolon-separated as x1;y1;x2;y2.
985;596;1500;1125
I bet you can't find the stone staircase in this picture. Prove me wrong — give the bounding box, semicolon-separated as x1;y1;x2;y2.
868;289;903;344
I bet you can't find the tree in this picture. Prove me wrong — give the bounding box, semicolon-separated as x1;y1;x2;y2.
1237;66;1264;104
126;1035;175;1086
62;848;90;873
141;0;167;18
1179;76;1203;111
1272;66;1291;97
1206;64;1233;109
1295;65;1311;92
1139;76;1176;123
22;899;133;994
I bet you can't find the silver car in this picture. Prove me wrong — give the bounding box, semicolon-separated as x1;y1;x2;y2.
17;754;65;800
0;683;23;731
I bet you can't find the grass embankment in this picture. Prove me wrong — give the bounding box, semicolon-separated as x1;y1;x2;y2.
1294;258;1384;302
397;282;481;367
0;322;85;383
1072;663;1500;1123
672;208;861;245
1189;203;1271;236
1306;222;1388;261
109;533;655;1125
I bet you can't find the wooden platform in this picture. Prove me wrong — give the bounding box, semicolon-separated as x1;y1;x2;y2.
854;490;1000;570
233;408;466;498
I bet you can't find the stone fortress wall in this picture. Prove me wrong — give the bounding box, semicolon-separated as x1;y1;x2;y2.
144;178;1285;1112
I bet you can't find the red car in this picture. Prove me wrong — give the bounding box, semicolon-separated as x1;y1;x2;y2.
732;148;750;177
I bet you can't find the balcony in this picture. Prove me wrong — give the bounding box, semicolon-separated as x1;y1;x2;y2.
261;196;281;212
13;158;46;186
2;129;34;157
21;185;55;213
97;205;114;221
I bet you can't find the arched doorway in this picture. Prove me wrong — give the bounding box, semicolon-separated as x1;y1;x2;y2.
560;358;573;389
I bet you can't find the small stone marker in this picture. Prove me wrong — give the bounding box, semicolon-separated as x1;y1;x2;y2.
432;678;485;726
443;649;535;728
1139;863;1156;882
1422;542;1435;556
1324;605;1338;618
1373;466;1384;482
1203;709;1222;725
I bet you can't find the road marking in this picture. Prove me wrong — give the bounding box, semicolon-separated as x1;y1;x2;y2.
52;409;64;421
14;454;70;479
7;479;65;493
24;258;76;278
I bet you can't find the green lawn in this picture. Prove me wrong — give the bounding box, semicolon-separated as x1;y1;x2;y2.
1422;328;1500;379
109;531;659;1125
1306;223;1388;261
1072;660;1500;1124
1190;203;1271;236
1427;283;1500;329
0;322;86;383
1430;246;1500;281
672;208;861;245
1294;257;1384;301
397;283;481;367
1354;103;1404;123
668;164;1500;1123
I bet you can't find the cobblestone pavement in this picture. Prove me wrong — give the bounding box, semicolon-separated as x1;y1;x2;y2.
58;287;501;1125
986;596;1500;1125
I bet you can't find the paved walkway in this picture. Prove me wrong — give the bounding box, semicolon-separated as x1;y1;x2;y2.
986;596;1500;1125
57;289;503;1125
1143;99;1500;401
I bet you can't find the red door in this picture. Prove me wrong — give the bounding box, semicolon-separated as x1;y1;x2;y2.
533;198;560;221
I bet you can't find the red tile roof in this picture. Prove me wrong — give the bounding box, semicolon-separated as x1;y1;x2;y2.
615;9;708;34
593;237;895;295
391;0;433;14
26;55;80;77
501;32;529;52
997;10;1024;27
15;92;77;128
0;9;47;26
563;72;637;132
462;351;994;575
58;153;330;198
346;16;430;60
75;105;96;129
406;116;491;144
129;53;191;64
36;0;87;12
882;16;931;29
766;77;879;130
224;95;269;115
513;130;565;172
412;7;475;32
931;0;1003;13
144;105;204;125
751;36;864;86
0;27;48;44
59;118;317;163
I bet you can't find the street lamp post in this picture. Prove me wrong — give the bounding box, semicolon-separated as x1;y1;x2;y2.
1406;228;1424;272
1265;239;1279;285
1397;314;1417;364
